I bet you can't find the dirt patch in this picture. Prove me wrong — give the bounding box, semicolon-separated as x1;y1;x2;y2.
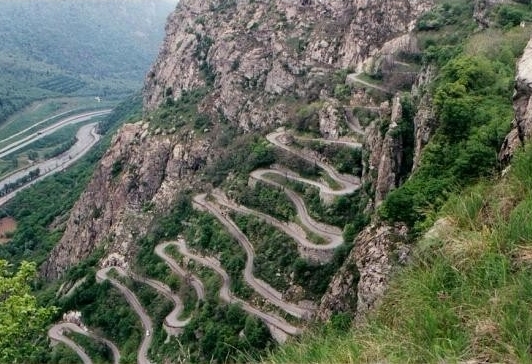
0;217;16;244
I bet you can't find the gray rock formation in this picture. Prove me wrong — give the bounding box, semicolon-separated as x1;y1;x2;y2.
317;223;408;321
499;35;532;163
144;0;433;131
412;65;437;170
41;123;210;279
362;96;405;208
473;0;508;29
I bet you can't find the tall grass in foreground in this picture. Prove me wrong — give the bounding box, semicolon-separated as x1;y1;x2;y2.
264;145;532;363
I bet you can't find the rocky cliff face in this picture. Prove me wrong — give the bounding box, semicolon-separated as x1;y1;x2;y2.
362;96;405;208
317;222;409;320
41;123;210;279
144;0;432;130
499;35;532;163
43;0;436;295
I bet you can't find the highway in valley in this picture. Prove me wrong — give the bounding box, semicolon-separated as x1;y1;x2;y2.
0;109;110;206
0;109;111;159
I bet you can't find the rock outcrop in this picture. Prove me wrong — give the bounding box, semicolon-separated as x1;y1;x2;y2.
412;65;437;170
317;222;408;321
499;35;532;163
144;0;433;130
41;123;210;279
362;96;405;208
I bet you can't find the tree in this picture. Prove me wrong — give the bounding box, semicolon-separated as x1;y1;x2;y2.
0;260;55;363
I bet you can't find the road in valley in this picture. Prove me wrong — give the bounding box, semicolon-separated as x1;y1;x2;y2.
0;109;111;158
0;122;101;207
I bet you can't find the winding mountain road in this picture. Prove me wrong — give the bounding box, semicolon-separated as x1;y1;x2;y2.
128;271;191;331
193;193;313;320
155;242;205;301
267;130;360;192
96;267;153;364
48;322;120;364
51;127;365;360
210;188;342;251
167;239;301;338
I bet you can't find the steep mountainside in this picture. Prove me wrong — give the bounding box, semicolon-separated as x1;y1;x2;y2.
144;0;431;129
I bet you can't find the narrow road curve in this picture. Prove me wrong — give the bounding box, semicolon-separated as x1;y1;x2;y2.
48;323;93;364
250;168;343;238
96;267;153;364
193;193;313;320
0;123;101;207
267;131;360;192
166;239;301;338
48;322;121;364
155;242;205;301
210;189;341;251
294;135;363;150
128;272;191;331
346;72;391;93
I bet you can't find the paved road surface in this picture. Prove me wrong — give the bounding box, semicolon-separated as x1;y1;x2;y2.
0;123;101;207
48;322;121;364
167;239;301;338
210;189;341;252
193;193;313;319
48;323;93;364
0;109;111;158
128;272;191;330
96;267;153;364
267;131;360;192
155;242;205;301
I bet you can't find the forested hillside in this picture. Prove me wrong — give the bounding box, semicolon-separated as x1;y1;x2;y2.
0;0;175;124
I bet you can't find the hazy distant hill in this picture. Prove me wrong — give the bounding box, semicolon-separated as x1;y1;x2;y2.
0;0;176;123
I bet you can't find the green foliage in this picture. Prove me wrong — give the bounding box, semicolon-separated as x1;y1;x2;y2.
496;4;532;28
381;51;514;231
180;301;273;363
266;145;532;363
205;133;276;186
416;2;473;31
57;274;141;363
0;260;55;364
301;141;363;177
97;93;142;135
149;88;211;132
234;182;296;222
